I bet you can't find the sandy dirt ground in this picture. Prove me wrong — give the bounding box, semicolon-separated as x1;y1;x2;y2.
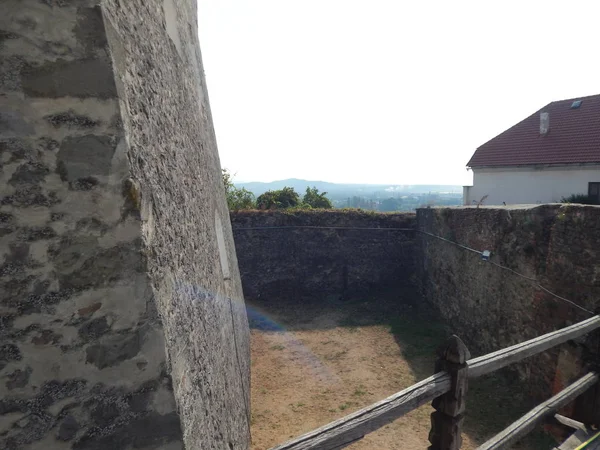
249;301;555;450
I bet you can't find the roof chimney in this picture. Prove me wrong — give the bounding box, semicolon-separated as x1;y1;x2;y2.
540;112;549;135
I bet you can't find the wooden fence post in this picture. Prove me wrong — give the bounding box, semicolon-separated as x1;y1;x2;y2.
429;335;471;450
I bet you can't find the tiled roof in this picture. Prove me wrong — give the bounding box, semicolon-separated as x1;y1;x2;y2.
467;94;600;168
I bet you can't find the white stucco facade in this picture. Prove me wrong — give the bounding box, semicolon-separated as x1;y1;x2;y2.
463;165;600;205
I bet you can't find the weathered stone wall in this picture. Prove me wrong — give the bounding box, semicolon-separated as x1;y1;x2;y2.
1;1;250;449
417;205;600;400
101;0;250;448
230;210;416;303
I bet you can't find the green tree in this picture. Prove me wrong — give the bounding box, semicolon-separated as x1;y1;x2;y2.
256;187;300;209
303;186;333;209
222;169;256;210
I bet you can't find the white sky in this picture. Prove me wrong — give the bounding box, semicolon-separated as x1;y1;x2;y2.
197;0;600;185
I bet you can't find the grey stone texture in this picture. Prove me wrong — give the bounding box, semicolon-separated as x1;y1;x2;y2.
101;0;251;448
230;210;416;303
417;205;600;401
1;0;250;449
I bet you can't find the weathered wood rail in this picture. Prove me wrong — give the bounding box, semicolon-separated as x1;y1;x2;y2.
478;372;599;450
269;315;600;450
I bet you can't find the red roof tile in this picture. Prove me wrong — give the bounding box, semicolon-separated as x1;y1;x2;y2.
467;94;600;168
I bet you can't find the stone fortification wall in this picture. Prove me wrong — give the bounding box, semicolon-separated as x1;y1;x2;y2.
1;1;250;449
417;205;600;401
230;210;416;304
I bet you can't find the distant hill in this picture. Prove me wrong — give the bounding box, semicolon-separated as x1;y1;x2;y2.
236;178;462;200
237;178;338;194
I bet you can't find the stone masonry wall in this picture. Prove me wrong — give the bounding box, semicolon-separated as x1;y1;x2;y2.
230;210;416;304
1;1;250;449
101;1;250;449
417;205;600;401
0;2;180;449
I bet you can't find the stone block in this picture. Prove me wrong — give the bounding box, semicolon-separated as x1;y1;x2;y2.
21;58;117;99
85;330;142;370
57;134;116;182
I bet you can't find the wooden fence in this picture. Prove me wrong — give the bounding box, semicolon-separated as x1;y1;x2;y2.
269;315;600;450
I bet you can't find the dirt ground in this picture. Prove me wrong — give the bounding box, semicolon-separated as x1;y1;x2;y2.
248;295;556;450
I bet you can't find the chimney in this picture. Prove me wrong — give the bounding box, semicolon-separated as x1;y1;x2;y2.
540;112;549;135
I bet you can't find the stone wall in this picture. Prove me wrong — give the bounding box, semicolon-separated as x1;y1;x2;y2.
417;205;600;400
230;204;599;403
230;210;416;304
101;0;250;448
1;1;250;449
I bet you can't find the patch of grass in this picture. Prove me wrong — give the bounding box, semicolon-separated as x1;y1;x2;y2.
251;411;267;425
338;401;358;411
288;402;305;412
352;385;367;397
388;315;447;360
270;344;285;351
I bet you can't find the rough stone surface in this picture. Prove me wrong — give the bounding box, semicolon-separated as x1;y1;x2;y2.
101;0;251;448
56;135;117;182
417;205;600;401
57;415;79;441
21;58;117;99
1;0;250;449
231;210;416;303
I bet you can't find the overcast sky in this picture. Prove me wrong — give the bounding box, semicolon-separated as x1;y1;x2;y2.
197;0;599;186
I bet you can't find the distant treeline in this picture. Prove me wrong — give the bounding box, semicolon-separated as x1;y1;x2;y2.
224;170;462;211
223;169;332;210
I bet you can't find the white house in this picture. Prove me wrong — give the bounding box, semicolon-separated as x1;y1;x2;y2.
464;94;600;206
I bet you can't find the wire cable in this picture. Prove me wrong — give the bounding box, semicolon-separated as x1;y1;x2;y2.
420;231;595;316
486;260;538;282
419;230;484;256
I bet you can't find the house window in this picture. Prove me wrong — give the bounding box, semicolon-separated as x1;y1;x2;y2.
589;182;600;204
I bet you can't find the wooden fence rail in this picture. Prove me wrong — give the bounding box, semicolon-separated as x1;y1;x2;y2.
477;372;599;450
468;316;600;379
270;373;452;450
269;315;600;450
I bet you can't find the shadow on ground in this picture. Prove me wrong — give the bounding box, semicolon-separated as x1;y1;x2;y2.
247;287;557;449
